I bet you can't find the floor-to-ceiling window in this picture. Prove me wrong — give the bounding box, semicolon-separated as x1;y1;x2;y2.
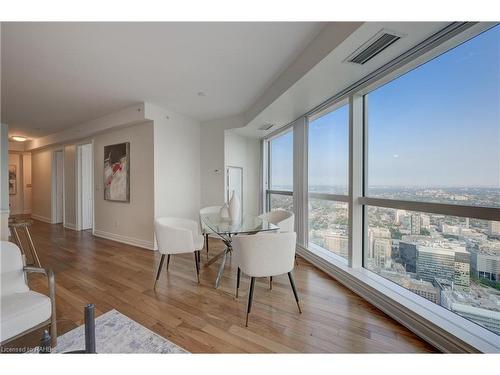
363;24;500;336
263;23;500;349
308;102;350;260
266;129;293;211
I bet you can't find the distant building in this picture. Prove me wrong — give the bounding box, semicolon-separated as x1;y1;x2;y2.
440;223;460;236
440;287;500;335
471;250;500;283
416;245;470;287
373;238;392;268
420;215;430;228
368;227;391;258
411;214;421;235
324;232;348;259
383;271;440;304
489;221;500;237
398;241;418;273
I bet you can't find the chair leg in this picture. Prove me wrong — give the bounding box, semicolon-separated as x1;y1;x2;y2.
245;277;256;327
287;272;302;314
205;234;209;260
269;276;273;290
154;254;166;289
166;254;171;270
236;267;241;298
194;252;200;283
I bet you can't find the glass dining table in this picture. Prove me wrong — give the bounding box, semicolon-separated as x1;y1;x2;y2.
200;213;279;288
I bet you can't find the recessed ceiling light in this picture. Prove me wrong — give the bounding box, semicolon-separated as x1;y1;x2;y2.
11;136;27;142
197;91;206;97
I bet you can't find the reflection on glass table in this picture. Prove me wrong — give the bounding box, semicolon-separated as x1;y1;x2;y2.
200;213;279;288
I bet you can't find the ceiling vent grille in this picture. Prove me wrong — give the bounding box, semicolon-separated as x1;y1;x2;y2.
258;123;274;131
346;30;402;65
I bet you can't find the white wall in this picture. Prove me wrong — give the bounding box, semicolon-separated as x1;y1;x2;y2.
146;103;201;222
224;130;261;216
93;121;155;249
200;115;244;209
0;123;9;240
22;153;32;214
64;145;76;228
31;148;53;223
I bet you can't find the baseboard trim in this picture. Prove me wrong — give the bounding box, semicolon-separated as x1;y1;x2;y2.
296;245;493;353
31;214;53;224
23;209;32;215
64;222;77;230
93;229;154;250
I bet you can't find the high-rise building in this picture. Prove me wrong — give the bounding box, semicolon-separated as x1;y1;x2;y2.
324;233;349;259
373;238;392;268
411;214;421;235
416;245;470;287
471;250;500;283
398;241;418;273
368;227;391;258
488;221;500;237
420;214;430;228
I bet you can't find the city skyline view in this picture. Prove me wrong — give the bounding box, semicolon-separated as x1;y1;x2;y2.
271;24;499;190
268;24;499;337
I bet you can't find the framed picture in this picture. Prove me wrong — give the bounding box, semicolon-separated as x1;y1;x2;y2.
9;165;17;195
103;142;130;202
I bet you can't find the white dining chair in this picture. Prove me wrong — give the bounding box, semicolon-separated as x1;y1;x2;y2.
154;217;204;287
232;232;301;326
258;209;295;233
199;205;222;259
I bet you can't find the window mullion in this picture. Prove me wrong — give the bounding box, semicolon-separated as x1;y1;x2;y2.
348;95;364;268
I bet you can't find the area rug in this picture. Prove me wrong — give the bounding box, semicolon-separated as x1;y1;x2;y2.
52;309;187;353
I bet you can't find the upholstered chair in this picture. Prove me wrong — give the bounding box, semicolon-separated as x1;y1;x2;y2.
0;241;57;347
258;209;295;233
154;217;204;287
232;232;301;326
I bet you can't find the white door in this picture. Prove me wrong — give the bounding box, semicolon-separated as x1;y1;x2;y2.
54;150;64;223
227;166;243;217
81;143;93;230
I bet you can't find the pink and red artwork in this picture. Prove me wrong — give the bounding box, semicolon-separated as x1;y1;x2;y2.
104;142;130;202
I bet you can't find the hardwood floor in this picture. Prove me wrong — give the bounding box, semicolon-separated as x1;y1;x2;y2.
7;220;437;353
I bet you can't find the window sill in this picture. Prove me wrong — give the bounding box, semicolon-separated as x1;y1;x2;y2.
296;243;500;353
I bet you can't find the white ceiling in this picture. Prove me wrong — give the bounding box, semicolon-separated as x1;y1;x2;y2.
238;22;452;138
1;22;325;138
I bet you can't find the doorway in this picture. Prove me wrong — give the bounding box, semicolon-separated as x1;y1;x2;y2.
226;166;243;217
52;150;64;224
77;143;93;231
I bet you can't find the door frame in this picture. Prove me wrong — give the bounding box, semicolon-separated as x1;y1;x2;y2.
226;165;243;216
51;149;65;224
76;141;94;232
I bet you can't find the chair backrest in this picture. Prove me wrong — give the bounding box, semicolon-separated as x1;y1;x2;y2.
259;209;295;233
0;241;29;297
154;217;198;255
199;206;222;215
232;232;297;277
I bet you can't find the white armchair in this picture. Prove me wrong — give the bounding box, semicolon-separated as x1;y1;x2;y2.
0;241;57;347
258;209;294;233
232;232;301;326
154;217;204;287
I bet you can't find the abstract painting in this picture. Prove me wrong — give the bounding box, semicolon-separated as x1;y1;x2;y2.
104;142;130;202
8;165;17;195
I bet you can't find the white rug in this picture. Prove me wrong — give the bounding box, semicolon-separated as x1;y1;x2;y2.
52;309;187;354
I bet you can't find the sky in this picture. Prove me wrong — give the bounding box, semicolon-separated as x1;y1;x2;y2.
271;24;500;189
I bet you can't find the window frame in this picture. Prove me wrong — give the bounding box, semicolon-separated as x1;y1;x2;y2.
265;127;294;212
261;22;500;352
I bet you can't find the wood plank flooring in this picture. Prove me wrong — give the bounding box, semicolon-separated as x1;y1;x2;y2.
5;220;437;353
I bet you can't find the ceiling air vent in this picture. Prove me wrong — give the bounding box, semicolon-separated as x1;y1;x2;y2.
346;30;403;65
258;123;274;131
